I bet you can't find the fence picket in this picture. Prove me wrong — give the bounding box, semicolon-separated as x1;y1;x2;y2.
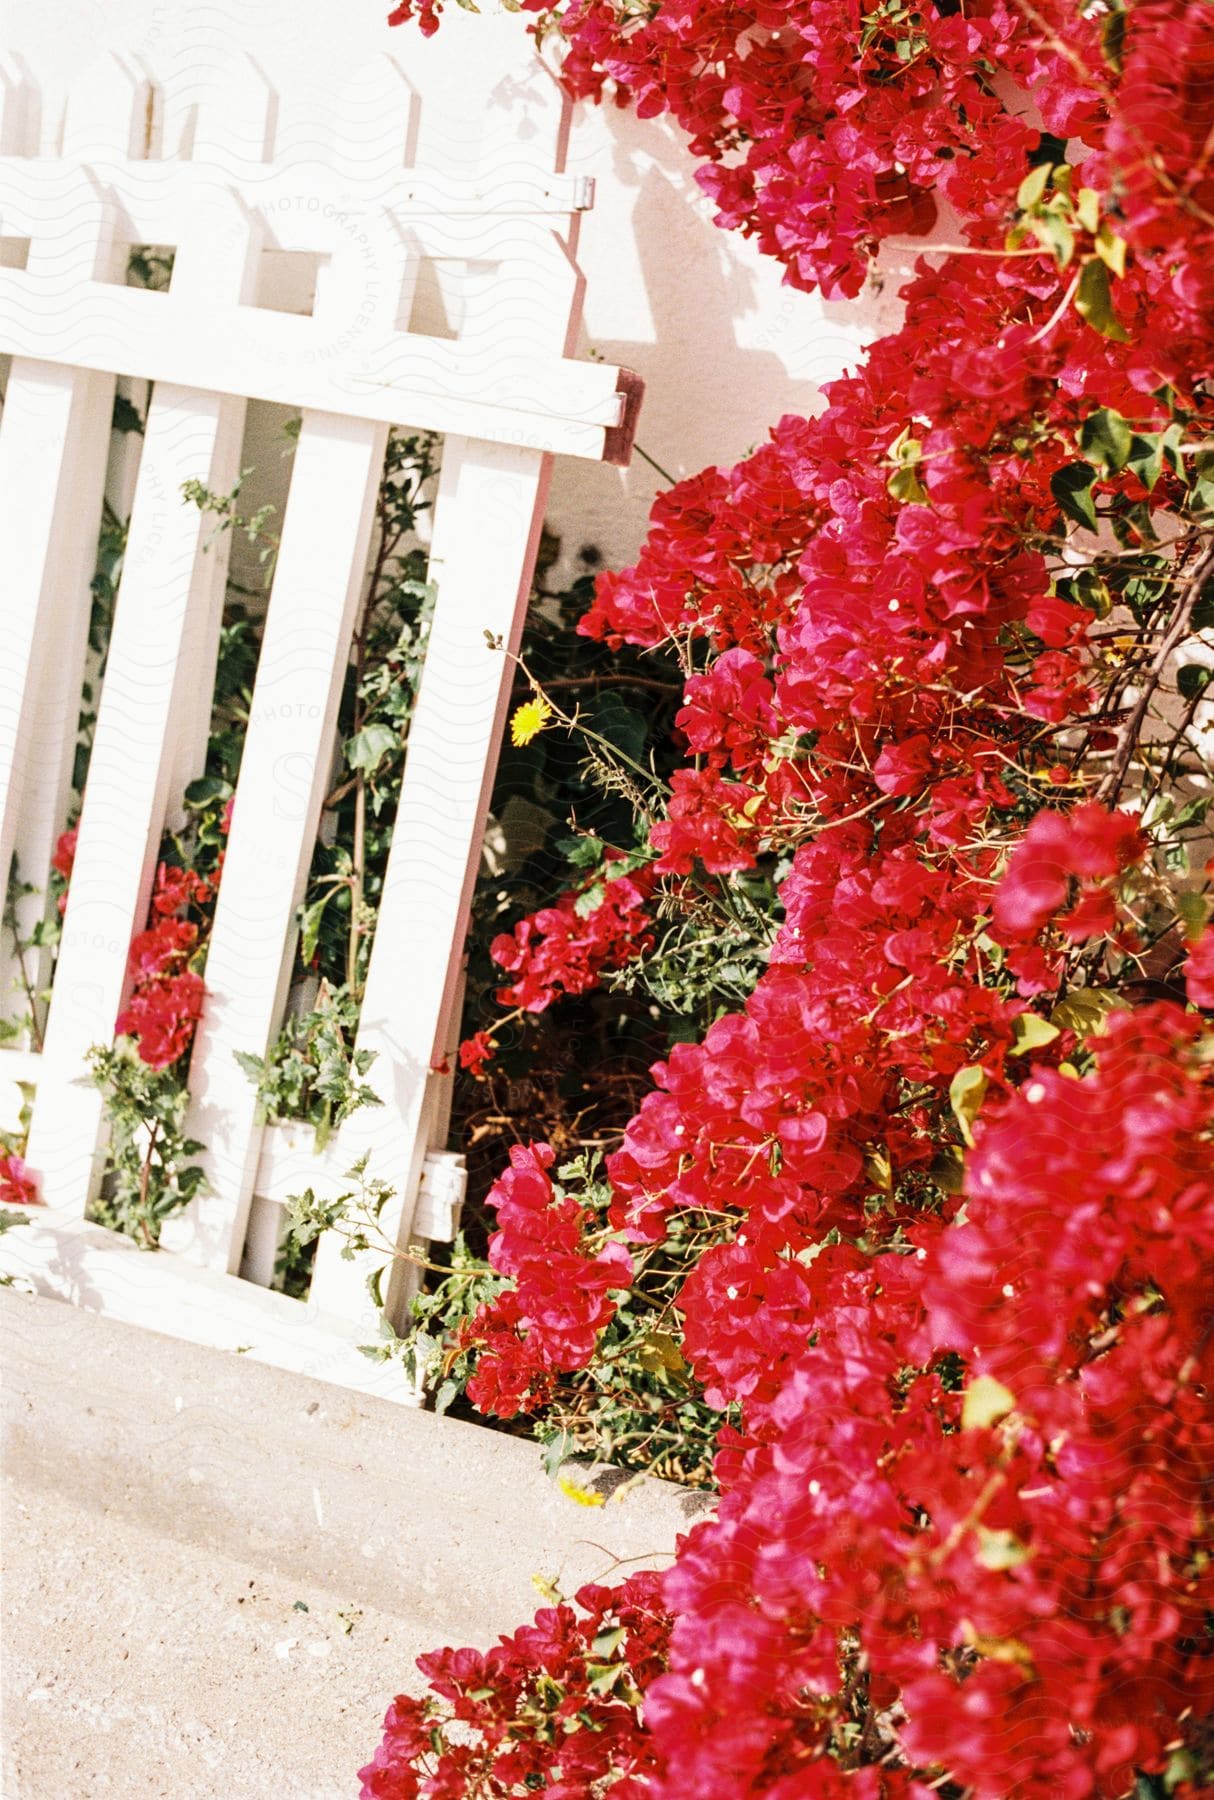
330;53;416;191
308;434;551;1331
0;58;145;1038
174;51;276;171
160;411;389;1274
0;366;115;1033
25;385;248;1210
0;56;31;155
59;53;149;160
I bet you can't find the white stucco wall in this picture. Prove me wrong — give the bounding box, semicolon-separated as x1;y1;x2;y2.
2;0;899;570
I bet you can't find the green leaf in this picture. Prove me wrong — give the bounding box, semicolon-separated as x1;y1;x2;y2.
183;773;232;809
1062;564;1111;617
962;1374;1016;1431
1172;794;1211;831
1074;187;1100;235
635;1331;687;1376
345;722;399;776
1079;407;1133;473
298;894;330;966
585;1660;627;1697
541;1429;575;1479
1177;891;1210;937
433;1378;458;1416
1031;212;1075;269
560;834;605;869
949;1065;988;1147
588;691;649;766
928;1143;967;1195
1101;4;1127;71
1010;1013;1061;1055
1074;257;1130;341
887;463;929;505
1050;987;1120;1037
976;1526;1033;1570
1126;433;1165;493
1164;1750;1197;1792
573;881;606;919
1177;663;1213;701
1050;463;1098;531
111;393;145;435
1093;223;1127;278
1016;162;1052;210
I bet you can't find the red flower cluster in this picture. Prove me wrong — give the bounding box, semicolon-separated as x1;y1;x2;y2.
651;1004;1214;1798
51;828;219;1071
491;858;657;1015
372;0;1214;1791
360;1571;669;1799
115;862;212;1069
604;809;1060;1269
456;1143;633;1417
458;857;657;1075
582;459;820;652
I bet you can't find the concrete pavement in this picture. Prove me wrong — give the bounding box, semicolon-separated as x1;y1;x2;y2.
1;1286;707;1798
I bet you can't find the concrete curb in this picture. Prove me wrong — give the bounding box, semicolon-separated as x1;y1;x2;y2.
2;1286;711;1797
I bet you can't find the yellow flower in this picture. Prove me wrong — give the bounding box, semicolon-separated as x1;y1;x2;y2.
510;695;554;747
557;1473;604;1508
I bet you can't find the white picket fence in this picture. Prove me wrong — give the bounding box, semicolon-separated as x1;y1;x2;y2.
0;46;639;1399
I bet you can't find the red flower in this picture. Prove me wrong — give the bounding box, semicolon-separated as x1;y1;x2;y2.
116;970;205;1070
51;826;78;913
386;0;441;35
873;734;935;797
457;1030;496;1078
51;827;77;883
114;861;214;1068
993;804;1146;944
0;1154;40;1207
1184;925;1214;1008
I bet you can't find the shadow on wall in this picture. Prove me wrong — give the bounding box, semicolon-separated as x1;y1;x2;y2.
547;106;905;577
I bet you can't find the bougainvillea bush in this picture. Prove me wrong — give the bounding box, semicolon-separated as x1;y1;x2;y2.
360;0;1214;1793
